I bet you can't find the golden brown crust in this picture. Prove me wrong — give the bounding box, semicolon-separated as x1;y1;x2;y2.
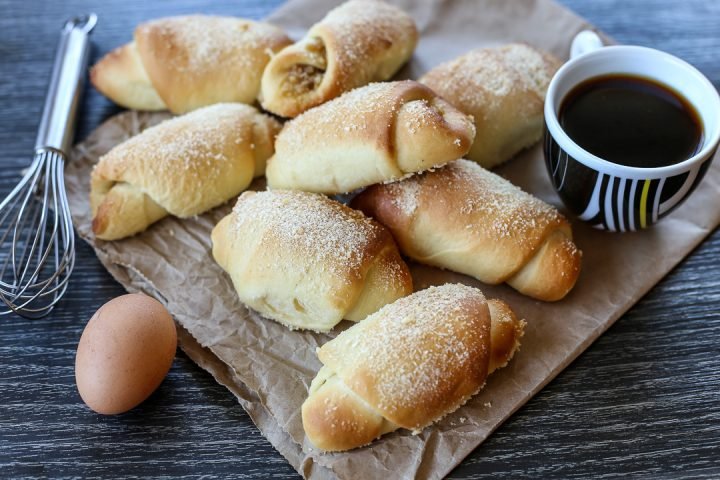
260;0;418;118
91;15;291;113
90;104;281;241
351;159;582;301
210;190;413;332
90;182;167;241
265;80;475;194
302;284;524;451
302;368;392;452
89;42;166;111
420;44;561;168
318;284;491;430
487;299;526;373
506;229;582;301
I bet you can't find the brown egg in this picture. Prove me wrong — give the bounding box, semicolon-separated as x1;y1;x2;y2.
75;293;177;414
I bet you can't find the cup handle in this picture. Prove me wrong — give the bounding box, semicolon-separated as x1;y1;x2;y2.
570;30;604;59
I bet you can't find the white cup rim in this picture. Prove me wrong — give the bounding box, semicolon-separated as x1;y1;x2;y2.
545;45;720;179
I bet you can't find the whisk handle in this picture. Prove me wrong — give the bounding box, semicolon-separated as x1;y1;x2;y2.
34;14;97;155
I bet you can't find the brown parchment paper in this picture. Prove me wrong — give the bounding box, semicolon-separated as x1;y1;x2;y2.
65;1;720;478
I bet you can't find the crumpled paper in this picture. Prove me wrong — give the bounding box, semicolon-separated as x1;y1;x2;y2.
64;0;720;478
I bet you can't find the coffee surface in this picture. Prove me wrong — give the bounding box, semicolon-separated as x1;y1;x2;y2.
559;74;703;168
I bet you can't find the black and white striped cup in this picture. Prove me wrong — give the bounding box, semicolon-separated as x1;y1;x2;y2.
543;31;720;231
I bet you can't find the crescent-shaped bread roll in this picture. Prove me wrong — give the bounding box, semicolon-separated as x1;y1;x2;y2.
211;190;413;332
90;104;281;241
351;160;582;301
266;80;475;194
301;283;525;451
90;15;292;114
260;0;418;118
420;44;561;169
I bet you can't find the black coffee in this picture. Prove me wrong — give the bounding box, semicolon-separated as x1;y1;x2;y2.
559;74;703;168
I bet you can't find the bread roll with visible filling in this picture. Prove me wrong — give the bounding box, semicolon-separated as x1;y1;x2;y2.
266;80;475;194
352;160;582;301
211;190;413;332
420;43;561;168
302;283;525;451
260;0;418;118
90;15;292;113
90;104;281;241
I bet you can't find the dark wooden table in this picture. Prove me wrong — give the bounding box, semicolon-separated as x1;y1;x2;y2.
1;0;719;478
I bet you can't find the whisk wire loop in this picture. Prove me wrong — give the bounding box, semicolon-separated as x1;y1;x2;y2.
0;150;75;318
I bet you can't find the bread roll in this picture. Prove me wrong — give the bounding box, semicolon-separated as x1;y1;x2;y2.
90;15;292;114
260;0;418;118
352;160;582;301
420;44;561;169
211;190;413;332
90;104;281;240
266;80;475;194
302;283;525;451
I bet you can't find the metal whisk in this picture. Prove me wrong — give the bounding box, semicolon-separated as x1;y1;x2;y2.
0;14;96;318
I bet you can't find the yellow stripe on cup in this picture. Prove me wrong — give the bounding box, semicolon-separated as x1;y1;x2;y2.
639;179;651;229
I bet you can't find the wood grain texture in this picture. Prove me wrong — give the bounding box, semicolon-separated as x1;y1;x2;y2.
0;0;718;478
